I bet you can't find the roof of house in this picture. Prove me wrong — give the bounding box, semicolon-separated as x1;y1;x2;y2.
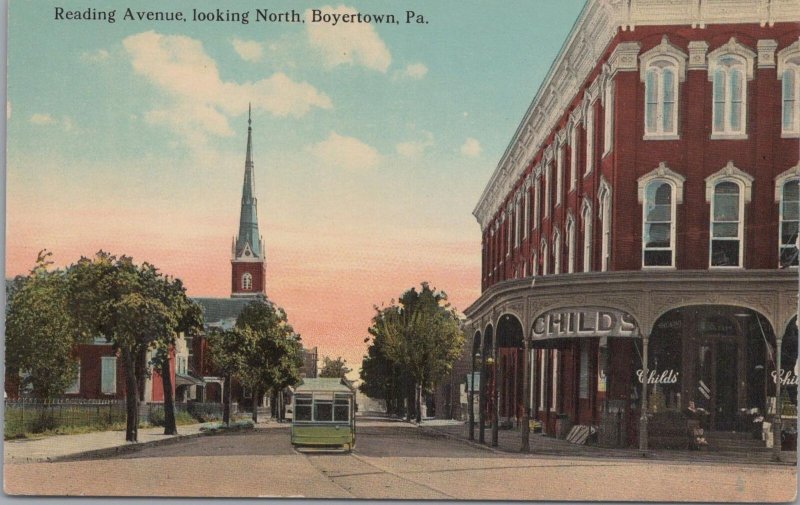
191;297;255;325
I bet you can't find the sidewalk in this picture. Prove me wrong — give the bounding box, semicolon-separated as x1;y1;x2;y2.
419;422;799;467
3;423;210;464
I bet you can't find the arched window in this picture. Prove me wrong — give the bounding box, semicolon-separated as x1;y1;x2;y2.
566;213;576;274
553;228;562;275
780;180;799;266
640;36;686;139
708;38;755;138
638;162;686;268
643;181;675;267
241;272;253;290
541;239;549;276
705;162;752;267
581;198;592;273
598;179;612;272
779;42;800;137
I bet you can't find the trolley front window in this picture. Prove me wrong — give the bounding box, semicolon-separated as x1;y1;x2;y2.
295;394;312;421
334;395;350;422
313;400;333;421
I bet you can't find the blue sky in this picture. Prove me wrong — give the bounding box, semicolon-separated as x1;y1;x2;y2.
6;0;585;365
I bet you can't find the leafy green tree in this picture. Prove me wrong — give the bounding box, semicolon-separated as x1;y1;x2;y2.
147;275;204;435
66;252;180;442
319;356;351;379
375;283;464;423
5;250;84;399
235;298;303;423
207;327;253;425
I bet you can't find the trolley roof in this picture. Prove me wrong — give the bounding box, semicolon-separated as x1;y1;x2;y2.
295;378;355;394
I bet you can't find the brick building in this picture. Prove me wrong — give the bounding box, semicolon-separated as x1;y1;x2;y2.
463;0;799;452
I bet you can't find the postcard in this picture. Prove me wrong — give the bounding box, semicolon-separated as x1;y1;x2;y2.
3;0;799;502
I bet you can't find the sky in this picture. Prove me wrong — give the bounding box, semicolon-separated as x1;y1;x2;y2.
5;0;585;373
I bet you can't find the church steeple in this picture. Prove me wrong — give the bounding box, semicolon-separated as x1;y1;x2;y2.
231;105;266;298
235;104;262;259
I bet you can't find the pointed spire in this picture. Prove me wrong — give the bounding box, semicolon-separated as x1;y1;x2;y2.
235;110;261;258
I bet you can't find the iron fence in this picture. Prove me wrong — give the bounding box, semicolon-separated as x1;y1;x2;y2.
4;398;126;438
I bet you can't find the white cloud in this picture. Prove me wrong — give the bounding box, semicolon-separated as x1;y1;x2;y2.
305;6;391;72
231;38;263;62
399;63;428;80
81;49;110;63
460;137;482;158
395;131;434;159
122;31;332;151
310;132;380;171
29;113;56;125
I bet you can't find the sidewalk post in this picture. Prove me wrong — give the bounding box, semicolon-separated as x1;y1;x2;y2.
491;341;499;448
521;337;530;452
639;333;649;454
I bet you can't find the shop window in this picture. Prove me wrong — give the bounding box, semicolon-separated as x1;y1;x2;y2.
649;313;683;412
241;272;252;290
779;42;800;137
780;179;800;266
708;38;754;139
101;356;116;395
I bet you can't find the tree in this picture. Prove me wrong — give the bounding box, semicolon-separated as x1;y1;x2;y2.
374;283;464;423
235;298;303;423
146;275;204;435
207;327;252;426
5;250;84;399
66;252;179;442
319;356;351;379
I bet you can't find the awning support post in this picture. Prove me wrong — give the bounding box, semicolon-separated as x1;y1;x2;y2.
639;333;649;455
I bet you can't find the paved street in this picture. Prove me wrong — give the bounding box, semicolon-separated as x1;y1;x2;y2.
4;416;798;501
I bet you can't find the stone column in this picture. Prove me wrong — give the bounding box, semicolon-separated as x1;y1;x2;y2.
773;335;783;462
468;350;476;441
521;338;531;452
492;341;499;447
479;349;486;444
639;334;649;454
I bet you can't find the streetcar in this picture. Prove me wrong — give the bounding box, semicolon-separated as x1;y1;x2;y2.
290;377;356;451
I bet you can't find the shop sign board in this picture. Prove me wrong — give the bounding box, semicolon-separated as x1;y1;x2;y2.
636;369;679;384
772;369;799;386
531;307;638;340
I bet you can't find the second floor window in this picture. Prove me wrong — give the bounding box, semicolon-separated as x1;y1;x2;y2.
782;59;800;136
780;179;799;266
710;181;743;267
643;181;675;267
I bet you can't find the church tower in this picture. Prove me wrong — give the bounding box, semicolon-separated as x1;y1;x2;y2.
231;105;266;298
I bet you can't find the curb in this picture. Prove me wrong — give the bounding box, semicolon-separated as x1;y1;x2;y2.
7;425;255;464
415;424;505;455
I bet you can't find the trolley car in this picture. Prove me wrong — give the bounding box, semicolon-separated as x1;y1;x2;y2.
290;378;356;451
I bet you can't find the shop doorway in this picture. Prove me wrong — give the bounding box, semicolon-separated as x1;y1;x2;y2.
696;337;738;430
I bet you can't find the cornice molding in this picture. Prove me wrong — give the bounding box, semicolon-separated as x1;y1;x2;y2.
473;0;800;230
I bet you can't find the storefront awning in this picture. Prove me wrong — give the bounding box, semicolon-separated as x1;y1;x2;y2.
531;307;640;341
175;373;205;387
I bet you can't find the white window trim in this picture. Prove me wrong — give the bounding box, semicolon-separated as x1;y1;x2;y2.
514;195;521;248
640;36;687;140
541;239;549;276
775;163;800;267
553;228;562;275
602;69;614;156
638;162;686;269
101;356;117;395
523;179;531;239
556;137;564;207
598;177;612;272
544;157;552;218
566;212;576;274
705;162;753;268
505;209;512;257
581;197;593;273
778;41;800;138
708;37;755;140
533;173;541;230
532;251;538;277
585;104;595;176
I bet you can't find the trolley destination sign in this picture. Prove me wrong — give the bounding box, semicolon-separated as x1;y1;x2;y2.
531;308;639;340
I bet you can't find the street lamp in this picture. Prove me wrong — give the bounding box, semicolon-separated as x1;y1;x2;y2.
469;352;479;441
